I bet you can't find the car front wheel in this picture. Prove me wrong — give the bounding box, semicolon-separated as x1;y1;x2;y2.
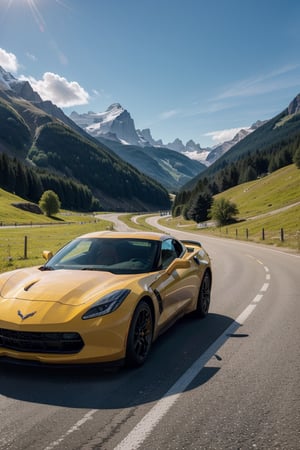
196;271;211;318
126;300;153;367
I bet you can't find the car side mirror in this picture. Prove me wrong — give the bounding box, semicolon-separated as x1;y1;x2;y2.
166;258;190;275
42;250;53;261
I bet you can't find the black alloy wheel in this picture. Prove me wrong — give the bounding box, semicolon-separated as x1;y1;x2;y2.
196;271;211;318
126;300;153;367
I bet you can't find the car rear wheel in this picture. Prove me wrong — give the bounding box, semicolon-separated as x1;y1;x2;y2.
196;271;211;318
126;300;153;367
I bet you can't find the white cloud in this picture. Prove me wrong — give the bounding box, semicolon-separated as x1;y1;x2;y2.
0;48;19;73
21;72;90;107
204;127;248;144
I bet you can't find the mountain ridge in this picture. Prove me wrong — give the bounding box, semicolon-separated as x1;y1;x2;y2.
70;104;266;166
0;66;170;211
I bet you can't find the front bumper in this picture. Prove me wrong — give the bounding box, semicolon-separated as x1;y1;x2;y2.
0;308;132;365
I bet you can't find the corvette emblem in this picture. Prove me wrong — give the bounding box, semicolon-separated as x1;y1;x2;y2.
17;310;36;321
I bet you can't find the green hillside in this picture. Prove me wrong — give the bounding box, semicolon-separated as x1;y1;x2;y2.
214;164;300;218
0;90;170;212
173;102;300;220
183;109;300;193
163;164;300;250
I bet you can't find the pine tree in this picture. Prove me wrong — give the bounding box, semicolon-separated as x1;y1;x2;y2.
188;192;213;223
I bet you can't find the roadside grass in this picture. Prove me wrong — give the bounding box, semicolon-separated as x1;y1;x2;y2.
0;221;112;273
0;189;111;272
121;213;156;232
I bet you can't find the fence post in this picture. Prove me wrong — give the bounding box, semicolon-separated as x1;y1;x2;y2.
246;228;249;240
262;228;265;240
280;228;284;242
24;236;28;259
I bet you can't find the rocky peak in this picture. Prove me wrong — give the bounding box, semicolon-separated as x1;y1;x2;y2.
10;80;42;102
288;93;300;115
0;66;17;88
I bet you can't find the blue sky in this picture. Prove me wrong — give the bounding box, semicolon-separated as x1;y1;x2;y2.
1;0;300;147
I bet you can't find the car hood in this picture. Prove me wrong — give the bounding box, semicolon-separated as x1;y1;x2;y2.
0;268;132;306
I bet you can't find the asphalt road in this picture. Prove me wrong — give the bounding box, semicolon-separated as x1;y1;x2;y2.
0;215;299;450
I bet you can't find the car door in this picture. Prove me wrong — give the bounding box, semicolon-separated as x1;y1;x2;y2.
149;238;198;331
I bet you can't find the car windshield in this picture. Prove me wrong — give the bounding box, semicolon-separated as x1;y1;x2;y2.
42;237;160;274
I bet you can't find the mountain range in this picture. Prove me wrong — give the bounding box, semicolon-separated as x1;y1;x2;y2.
70;104;207;190
0;66;171;211
70;104;266;166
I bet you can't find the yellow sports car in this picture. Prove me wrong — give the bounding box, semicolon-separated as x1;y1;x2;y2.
0;231;211;368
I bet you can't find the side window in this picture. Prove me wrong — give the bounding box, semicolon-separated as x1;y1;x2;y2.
173;239;184;257
161;239;178;269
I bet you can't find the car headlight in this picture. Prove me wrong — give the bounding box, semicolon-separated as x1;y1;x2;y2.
82;289;131;320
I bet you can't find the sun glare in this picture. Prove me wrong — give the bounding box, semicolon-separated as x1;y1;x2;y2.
26;0;46;32
5;0;46;32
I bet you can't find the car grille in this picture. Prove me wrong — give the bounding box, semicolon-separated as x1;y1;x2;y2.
0;329;84;354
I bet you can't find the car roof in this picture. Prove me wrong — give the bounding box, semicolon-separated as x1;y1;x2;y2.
77;230;172;242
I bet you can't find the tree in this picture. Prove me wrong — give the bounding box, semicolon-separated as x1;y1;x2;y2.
39;190;61;217
188;192;213;223
209;198;239;226
294;147;300;168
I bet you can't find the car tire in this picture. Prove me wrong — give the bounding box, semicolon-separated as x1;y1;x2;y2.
196;271;211;318
126;300;153;367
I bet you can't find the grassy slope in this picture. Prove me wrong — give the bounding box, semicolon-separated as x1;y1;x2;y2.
216;164;300;218
159;164;300;251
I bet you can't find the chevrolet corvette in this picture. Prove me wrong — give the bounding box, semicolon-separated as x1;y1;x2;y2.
0;231;211;367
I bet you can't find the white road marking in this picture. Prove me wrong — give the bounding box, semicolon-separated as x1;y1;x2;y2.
44;261;271;450
44;410;97;450
253;294;263;303
261;283;269;292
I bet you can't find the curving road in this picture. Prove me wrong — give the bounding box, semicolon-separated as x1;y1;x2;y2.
0;215;299;449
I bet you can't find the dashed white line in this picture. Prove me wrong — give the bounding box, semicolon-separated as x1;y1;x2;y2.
44;410;98;450
253;294;264;303
261;283;269;292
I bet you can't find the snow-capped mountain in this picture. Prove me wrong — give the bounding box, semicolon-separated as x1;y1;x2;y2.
0;66;42;102
70;104;264;166
1;63;266;168
0;66;17;89
70;104;142;146
0;63;267;167
70;104;210;162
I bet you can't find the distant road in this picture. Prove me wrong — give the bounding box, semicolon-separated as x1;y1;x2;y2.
96;213;133;231
0;213;299;450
